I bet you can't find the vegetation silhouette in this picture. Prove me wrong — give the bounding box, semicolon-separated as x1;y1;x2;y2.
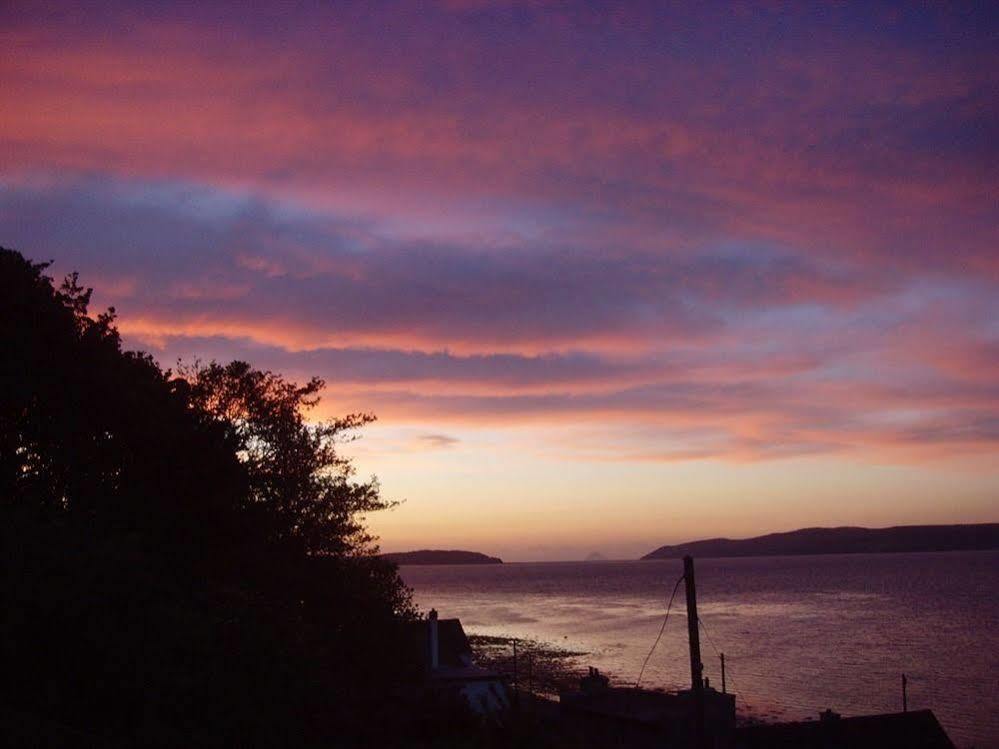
0;248;442;746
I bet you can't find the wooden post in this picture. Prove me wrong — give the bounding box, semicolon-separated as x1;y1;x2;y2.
513;639;518;693
902;674;908;713
720;652;726;694
684;556;706;749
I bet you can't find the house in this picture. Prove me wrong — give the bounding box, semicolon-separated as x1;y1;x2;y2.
559;667;736;748
409;609;510;715
734;708;955;749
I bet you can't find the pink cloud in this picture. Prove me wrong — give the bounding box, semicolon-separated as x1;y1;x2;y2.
1;2;996;465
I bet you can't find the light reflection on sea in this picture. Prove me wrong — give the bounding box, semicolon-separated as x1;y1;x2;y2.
400;551;998;748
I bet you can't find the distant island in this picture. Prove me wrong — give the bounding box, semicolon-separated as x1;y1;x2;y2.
381;549;503;565
584;552;607;562
642;523;999;560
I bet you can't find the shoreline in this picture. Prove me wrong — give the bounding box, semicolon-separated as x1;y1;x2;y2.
468;632;776;726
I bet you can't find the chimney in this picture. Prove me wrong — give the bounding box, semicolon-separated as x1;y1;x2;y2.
428;609;439;670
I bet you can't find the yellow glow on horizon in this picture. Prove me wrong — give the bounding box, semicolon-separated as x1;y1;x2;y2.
351;424;999;562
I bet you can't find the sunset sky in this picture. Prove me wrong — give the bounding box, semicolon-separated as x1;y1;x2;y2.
2;2;996;560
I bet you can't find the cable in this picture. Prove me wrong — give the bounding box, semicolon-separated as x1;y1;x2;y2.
697;614;722;659
698;614;753;714
697;614;730;691
635;573;685;688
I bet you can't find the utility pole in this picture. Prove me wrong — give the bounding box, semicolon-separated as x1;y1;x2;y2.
512;639;518;693
684;556;706;749
527;653;533;700
720;652;726;695
902;674;908;713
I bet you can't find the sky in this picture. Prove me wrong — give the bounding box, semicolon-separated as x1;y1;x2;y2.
1;1;997;560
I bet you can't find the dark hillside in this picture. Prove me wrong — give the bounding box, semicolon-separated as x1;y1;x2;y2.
642;524;999;560
382;549;502;565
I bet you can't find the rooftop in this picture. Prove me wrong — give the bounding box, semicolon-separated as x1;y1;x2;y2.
735;709;955;749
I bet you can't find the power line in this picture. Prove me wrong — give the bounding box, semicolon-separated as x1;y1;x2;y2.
698;614;754;713
697;614;722;659
635;573;685;688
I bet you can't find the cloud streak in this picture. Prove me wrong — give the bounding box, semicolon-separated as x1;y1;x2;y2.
1;1;996;464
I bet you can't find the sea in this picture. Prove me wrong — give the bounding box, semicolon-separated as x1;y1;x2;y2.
400;551;999;748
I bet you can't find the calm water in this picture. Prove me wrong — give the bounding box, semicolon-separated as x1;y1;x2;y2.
401;551;999;748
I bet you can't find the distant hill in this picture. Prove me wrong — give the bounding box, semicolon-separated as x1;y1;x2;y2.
642;523;999;560
584;552;607;561
381;549;503;565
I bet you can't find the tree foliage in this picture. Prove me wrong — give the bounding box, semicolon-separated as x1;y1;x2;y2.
0;247;419;747
180;361;393;556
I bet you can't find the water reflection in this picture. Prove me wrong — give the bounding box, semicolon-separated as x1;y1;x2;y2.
401;551;998;748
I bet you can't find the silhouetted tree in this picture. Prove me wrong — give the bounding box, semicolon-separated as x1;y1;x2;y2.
180;361;393;557
0;251;247;542
0;247;420;747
